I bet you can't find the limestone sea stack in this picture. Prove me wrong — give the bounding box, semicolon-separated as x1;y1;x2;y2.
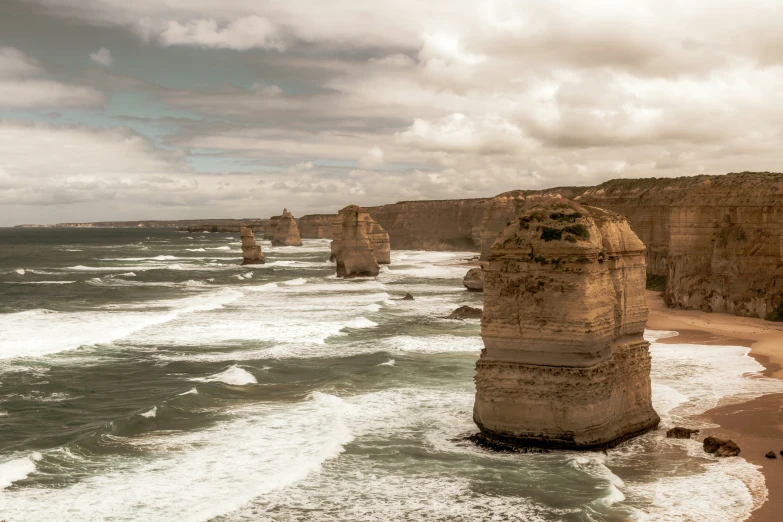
330;205;389;277
473;198;659;450
270;209;303;247
240;227;264;265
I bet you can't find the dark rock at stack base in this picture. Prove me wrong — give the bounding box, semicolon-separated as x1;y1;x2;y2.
666;427;699;439
400;293;414;300
703;436;741;457
473;198;659;450
240;227;264;265
448;305;482;319
463;267;484;292
766;451;777;459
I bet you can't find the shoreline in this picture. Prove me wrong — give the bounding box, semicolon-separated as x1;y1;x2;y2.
646;290;783;521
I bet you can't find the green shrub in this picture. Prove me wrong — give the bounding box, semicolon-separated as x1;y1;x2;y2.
563;224;589;239
540;227;562;241
646;274;666;292
766;300;783;322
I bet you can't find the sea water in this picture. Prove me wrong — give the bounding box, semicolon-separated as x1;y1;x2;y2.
0;228;779;521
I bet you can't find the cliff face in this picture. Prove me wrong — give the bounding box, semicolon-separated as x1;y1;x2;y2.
367;199;492;251
330;205;385;277
473;199;659;449
577;173;783;318
298;214;336;239
240;227;264;265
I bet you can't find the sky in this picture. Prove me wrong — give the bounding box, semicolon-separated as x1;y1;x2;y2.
1;1;782;225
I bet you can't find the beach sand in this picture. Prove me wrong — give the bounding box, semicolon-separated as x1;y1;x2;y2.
646;290;783;521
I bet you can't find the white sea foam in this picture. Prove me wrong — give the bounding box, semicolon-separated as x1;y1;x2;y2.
385;335;483;354
187;248;207;252
208;246;231;251
14;268;24;275
0;393;352;521
0;452;41;489
5;281;76;285
192;365;257;385
378;359;395;366
0;288;243;360
282;278;307;285
140;406;157;418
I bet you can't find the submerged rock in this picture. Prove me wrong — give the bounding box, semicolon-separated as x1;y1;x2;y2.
448;305;482;319
400;293;414;301
463;267;484;292
473;198;659;450
666;427;699;439
330;205;387;277
269;208;303;247
240;227;264;265
703;436;741;457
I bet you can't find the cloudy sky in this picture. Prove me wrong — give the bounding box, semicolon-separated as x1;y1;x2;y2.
1;1;782;225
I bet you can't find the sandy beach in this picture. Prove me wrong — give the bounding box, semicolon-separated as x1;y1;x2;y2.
646;290;783;521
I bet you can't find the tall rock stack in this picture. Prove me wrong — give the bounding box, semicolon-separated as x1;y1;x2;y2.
264;216;280;243
269;209;303;247
330;205;390;277
240;227;264;265
473;198;659;450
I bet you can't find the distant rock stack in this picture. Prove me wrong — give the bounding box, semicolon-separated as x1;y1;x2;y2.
473;198;659;450
367;220;391;264
264;216;279;242
463;267;483;292
330;205;389;277
269;209;303;247
240;227;264;265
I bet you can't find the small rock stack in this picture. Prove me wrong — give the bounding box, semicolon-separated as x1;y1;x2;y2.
330;205;390;277
463;267;484;292
240;227;264;265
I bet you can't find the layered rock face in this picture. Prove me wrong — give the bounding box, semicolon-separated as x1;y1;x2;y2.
473;199;659;449
268;209;303;246
367;220;391;264
367;198;492;251
330;205;389;277
298;214;337;239
240;227;264;265
577;173;783;318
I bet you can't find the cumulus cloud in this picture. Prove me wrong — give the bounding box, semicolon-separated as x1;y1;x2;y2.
358;147;384;169
89;47;113;66
0;47;104;108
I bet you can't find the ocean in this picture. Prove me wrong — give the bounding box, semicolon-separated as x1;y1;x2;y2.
0;228;780;521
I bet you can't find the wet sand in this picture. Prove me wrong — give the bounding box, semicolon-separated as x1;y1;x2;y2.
646;291;783;521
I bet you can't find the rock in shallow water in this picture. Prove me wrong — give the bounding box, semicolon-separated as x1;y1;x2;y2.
448;305;482;319
463;267;484;292
666;427;699;439
766;451;777;459
473;198;659;450
330;205;389;278
703;436;741;457
268;208;303;247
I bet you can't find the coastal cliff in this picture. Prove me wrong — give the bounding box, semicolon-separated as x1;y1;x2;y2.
367;199;491;251
298;214;336;239
366;172;783;319
576;172;783;318
473;199;659;449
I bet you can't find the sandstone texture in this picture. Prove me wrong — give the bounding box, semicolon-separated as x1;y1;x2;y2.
267;209;303;246
463;267;484;292
330;205;389;277
298;214;337;239
473;198;659;450
240;227;264;265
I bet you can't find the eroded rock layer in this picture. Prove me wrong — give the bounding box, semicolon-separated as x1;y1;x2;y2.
330;205;387;277
473;199;659;449
240;227;264;265
269;209;303;247
298;214;337;239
